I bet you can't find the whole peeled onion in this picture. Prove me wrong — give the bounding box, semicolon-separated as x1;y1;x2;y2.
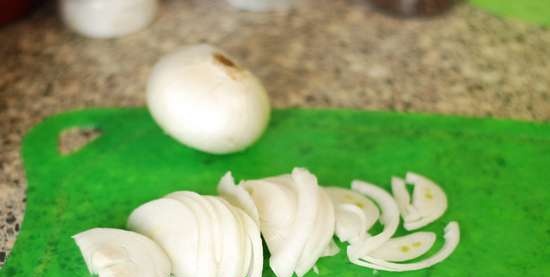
147;44;271;154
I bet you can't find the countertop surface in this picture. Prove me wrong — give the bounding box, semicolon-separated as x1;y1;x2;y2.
0;0;549;266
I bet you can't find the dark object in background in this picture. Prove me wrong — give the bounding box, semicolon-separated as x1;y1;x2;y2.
0;0;34;26
370;0;454;16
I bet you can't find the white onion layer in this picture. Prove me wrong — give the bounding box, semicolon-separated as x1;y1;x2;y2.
243;177;295;256
295;189;335;277
127;198;199;277
205;197;246;277
217;172;260;225
392;173;448;231
236;208;264;277
224;200;251;277
267;169;319;277
391;177;420;222
351;222;460;272
348;180;400;259
165;192;217;277
368;232;436;262
325;187;380;232
73;228;171;277
334;204;367;243
406;173;448;230
239;168;333;277
321;239;340;257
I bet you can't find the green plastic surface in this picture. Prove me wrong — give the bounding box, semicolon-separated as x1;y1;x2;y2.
470;0;550;26
2;108;550;276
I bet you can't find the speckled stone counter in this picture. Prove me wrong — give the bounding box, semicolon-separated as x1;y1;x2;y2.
1;0;549;266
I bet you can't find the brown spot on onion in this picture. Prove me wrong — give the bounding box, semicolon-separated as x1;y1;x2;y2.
214;53;238;68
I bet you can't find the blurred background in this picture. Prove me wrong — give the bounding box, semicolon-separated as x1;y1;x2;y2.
0;0;549;267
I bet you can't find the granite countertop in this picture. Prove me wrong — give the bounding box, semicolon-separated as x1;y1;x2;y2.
1;0;549;266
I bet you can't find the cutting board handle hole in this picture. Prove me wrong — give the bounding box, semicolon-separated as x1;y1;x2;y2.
58;126;102;156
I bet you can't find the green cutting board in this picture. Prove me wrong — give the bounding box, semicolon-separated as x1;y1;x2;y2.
2;108;550;276
470;0;550;26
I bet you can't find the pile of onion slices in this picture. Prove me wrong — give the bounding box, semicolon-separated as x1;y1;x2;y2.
73;168;460;277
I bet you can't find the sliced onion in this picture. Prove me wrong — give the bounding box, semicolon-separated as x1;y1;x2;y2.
241;168;320;277
127;198;199;277
321;239;340;257
165;192;217;277
242;177;295;256
312;265;320;275
204;196;246;277
391;177;420;222
235;207;264;277
325;187;380;232
73;228;171;277
405;172;448;230
392;173;448;231
333;204;367;243
97;262;137;277
348;180;400;259
368;232;436;262
350;222;460;271
128;191;260;277
295;188;335;277
206;198;226;266
217;171;260;225
267;169;319;277
220;199;251;277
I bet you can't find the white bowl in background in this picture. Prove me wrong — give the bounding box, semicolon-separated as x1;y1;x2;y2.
60;0;158;39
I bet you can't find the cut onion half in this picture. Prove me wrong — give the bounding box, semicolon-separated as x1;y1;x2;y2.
73;228;171;277
392;173;448;231
348;180;400;260
127;198;199;277
368;232;436;262
350;221;460;272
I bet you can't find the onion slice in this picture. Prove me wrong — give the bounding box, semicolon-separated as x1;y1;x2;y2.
334;203;367;243
392;173;448;231
350;222;460;271
241;168;321;277
73;228;171;277
325;187;380;233
321;239;340;257
295;189;335;277
243;177;295;256
367;232;436;262
165;192;217;277
236;207;264;277
266;168;319;277
348;180;400;259
205;196;246;277
391;177;420;222
220;199;251;277
217;171;260;225
127;198;199;277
